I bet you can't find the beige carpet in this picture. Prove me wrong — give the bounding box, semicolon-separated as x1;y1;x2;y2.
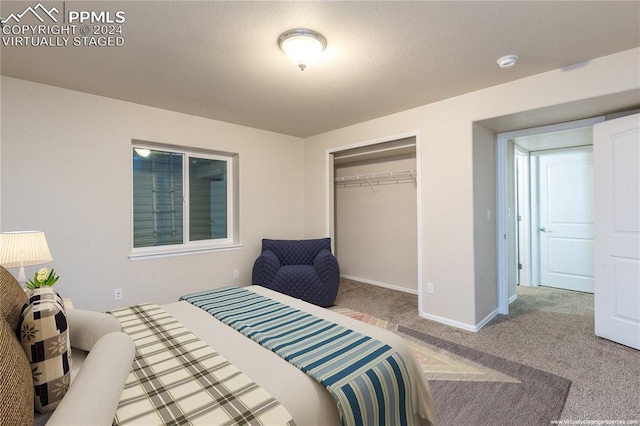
329;306;521;383
329;305;571;426
334;279;640;423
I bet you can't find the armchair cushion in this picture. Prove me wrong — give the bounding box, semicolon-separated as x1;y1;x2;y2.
262;238;332;265
67;309;122;352
0;316;34;425
252;249;281;287
0;265;27;332
253;238;340;307
46;331;135;425
314;249;341;287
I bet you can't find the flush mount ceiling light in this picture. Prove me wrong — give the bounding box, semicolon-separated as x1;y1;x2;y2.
278;28;327;71
497;54;519;69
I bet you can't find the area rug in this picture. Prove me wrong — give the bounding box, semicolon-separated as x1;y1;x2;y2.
330;307;572;426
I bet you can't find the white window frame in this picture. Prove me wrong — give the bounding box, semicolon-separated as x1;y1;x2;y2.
129;142;241;261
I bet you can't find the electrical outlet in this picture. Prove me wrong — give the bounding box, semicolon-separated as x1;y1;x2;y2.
426;282;435;294
233;269;240;279
114;288;123;301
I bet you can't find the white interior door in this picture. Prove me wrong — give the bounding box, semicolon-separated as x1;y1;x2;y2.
537;147;594;293
594;113;640;350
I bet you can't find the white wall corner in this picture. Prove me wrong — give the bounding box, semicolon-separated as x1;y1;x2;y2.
419;308;499;333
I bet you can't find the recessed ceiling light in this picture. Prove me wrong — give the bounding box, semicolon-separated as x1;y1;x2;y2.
497;54;519;69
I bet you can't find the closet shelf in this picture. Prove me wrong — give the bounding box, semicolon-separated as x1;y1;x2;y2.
335;169;416;192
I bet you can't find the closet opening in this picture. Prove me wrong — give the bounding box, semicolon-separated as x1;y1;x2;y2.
327;134;421;298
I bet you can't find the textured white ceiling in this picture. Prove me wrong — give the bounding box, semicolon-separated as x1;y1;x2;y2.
1;1;639;137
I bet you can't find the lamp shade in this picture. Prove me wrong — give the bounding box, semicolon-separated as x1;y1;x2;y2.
0;231;53;267
278;29;327;71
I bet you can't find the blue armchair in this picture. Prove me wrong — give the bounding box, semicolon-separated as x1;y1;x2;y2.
252;238;340;307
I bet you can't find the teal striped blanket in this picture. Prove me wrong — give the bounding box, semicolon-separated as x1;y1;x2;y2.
180;286;415;426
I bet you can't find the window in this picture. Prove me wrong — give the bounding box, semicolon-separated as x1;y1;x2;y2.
130;144;239;259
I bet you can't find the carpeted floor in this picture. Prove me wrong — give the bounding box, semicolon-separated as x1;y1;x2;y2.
330;306;571;426
334;279;640;424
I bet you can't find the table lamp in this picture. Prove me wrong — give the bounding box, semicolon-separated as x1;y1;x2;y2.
0;231;53;287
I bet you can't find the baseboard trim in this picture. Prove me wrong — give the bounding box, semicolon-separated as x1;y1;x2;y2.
340;274;418;295
419;308;499;333
419;312;479;332
476;308;499;330
509;293;518;304
342;275;500;332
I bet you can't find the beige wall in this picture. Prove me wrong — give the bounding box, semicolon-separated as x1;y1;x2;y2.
0;77;305;312
472;123;498;324
335;155;417;293
2;48;638;326
304;48;640;329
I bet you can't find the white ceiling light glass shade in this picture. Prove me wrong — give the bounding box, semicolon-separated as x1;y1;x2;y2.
278;28;327;71
134;148;151;157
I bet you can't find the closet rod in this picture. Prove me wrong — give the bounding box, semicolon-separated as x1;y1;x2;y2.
334;169;416;184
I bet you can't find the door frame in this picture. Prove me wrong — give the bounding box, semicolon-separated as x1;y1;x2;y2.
514;144;531;287
325;130;423;311
496;117;603;314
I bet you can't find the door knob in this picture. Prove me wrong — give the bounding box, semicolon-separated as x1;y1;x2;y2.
539;227;552;233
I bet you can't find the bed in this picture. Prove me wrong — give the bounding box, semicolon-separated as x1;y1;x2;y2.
48;285;435;425
153;285;437;426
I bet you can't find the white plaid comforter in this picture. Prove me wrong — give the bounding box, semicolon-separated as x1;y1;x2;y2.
109;304;295;426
